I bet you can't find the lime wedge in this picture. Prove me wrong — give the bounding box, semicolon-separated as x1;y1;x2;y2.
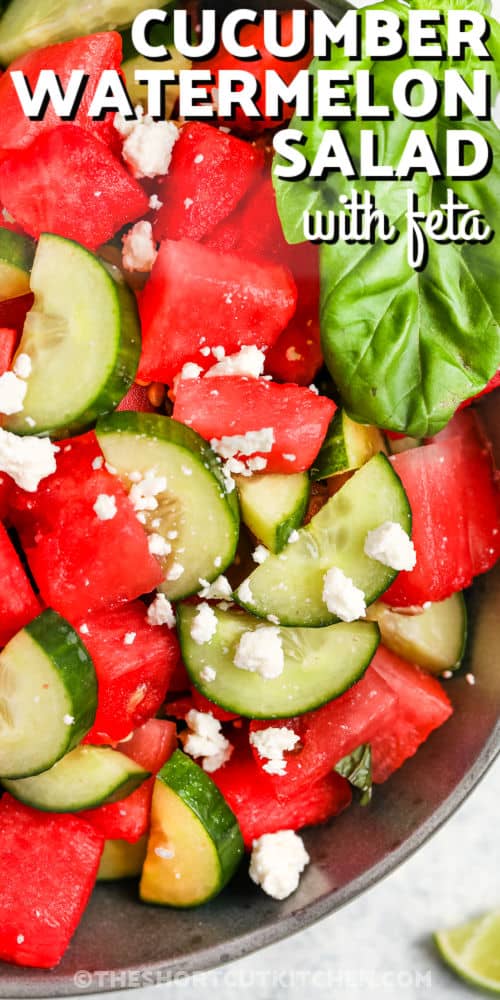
434;911;500;994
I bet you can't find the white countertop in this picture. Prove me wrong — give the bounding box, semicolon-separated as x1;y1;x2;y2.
89;754;499;1000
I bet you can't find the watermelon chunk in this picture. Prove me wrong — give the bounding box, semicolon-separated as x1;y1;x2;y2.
0;794;103;969
0;327;18;374
0;125;149;250
0;522;40;646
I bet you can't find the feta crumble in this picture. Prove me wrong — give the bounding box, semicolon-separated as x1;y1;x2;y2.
287;530;300;544
200;666;217;683
364;521;417;572
148;533;172;558
80;623;90;635
252;545;270;565
124;632;136;646
190;603;218;645
211;428;275;460
116;108;179;180
206;346;266;379
147;593;176;629
237;579;253;605
0;429;57;492
166;562;184;582
322;567;366;622
0;372;26;415
122;221;157;273
247;456;268;473
198;575;232;600
13;353;32;379
93;494;117;522
249;831;310;900
130;471;167;513
234;626;284;680
92;456;104;471
183;710;233;773
149;193;163;211
250;727;300;776
63;714;75;726
212;345;225;362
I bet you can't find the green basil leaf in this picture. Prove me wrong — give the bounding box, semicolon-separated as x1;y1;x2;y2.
273;0;500;437
335;744;373;806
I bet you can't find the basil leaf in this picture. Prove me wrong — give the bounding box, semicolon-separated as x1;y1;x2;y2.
273;0;500;437
335;744;373;806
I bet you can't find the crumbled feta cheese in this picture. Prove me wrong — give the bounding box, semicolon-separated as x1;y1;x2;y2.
80;623;89;635
0;372;26;415
252;545;270;565
92;456;104;471
183;710;232;773
184;197;194;209
287;530;300;544
25;417;36;428
149;193;163;211
247;456;268;473
148;533;172;558
234;626;284;680
194;154;204;164
63;714;75;726
322;567;366;622
0;429;57;492
249;831;310;900
122;220;157;273
105;462;117;476
212;345;225;362
130;471;167;512
166;562;184;582
364;521;417;572
114;104;144;137
200;346;211;357
118;111;179;179
465;672;476;686
198;575;232;600
211;428;275;461
250;727;299;776
190;603;218;645
206;346;266;379
308;384;319;395
13;353;32;379
283;453;296;463
16;934;25;945
147;593;176;628
200;666;217;683
178;362;203;383
93;494;117;521
237;579;253;605
124;632;136;646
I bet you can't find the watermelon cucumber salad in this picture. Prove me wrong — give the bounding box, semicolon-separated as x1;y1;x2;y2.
0;0;497;974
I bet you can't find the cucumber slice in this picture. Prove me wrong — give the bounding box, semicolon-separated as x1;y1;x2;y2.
235;454;411;627
236;472;310;553
96;412;240;601
178;605;380;718
311;410;386;481
5;235;140;439
97;837;148;881
0;609;97;779
0;0;164;63
367;595;467;674
140;750;243;908
0;227;35;302
2;745;150;811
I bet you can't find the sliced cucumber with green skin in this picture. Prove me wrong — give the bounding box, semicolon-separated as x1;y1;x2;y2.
236;472;310;554
367;594;467;675
2;745;150;812
96;412;240;601
5;234;140;439
235;454;412;628
311;410;386;481
0;609;97;779
98;837;148;882
0;227;35;302
0;0;165;63
178;605;380;718
140;750;244;908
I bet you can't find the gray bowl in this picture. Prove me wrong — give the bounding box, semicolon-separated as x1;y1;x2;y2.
1;391;498;998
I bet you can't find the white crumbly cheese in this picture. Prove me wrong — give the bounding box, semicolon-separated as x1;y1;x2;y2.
198;575;232;600
247;456;267;473
184;197;194;209
237;579;253;605
129;471;167;513
179;362;203;380
122;221;157;273
147;533;171;558
149;193;163;211
200;666;217;683
0;429;57;492
283;453;296;463
364;521;417;572
322;567;366;622
190;602;218;645
211;428;275;461
183;710;232;774
212;346;225;361
249;831;310;900
166;562;184;582
234;626;284;680
252;545;270;565
63;714;75;726
0;372;27;415
80;623;90;635
93;494;117;521
250;727;300;776
13;353;32;379
147;593;176;628
116;108;179;180
206;346;266;379
92;456;104;471
124;632;136;646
